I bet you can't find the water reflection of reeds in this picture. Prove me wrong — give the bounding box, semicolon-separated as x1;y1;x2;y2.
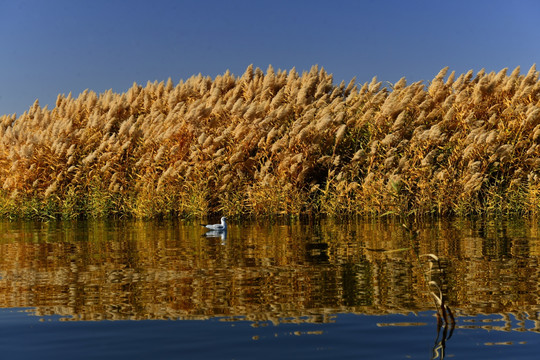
0;220;539;327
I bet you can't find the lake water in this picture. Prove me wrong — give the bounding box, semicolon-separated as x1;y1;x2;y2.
0;218;539;359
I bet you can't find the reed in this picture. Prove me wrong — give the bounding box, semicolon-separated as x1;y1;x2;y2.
0;64;538;219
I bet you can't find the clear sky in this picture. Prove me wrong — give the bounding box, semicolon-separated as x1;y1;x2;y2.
0;0;538;116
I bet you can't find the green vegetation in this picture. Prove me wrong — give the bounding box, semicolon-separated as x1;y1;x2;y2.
0;64;539;219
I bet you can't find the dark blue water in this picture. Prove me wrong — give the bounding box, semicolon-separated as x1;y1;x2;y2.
1;308;538;359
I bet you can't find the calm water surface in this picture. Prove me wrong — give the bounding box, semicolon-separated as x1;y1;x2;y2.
0;218;539;359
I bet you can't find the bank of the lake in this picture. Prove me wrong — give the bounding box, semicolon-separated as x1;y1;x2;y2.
0;65;539;219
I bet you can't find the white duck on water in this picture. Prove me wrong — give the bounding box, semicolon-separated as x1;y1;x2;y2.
202;217;227;232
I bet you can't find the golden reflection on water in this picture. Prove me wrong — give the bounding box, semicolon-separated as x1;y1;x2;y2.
0;219;539;331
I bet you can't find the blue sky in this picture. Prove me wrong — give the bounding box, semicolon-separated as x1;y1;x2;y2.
0;0;538;116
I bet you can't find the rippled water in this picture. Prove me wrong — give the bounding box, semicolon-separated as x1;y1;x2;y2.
0;218;539;359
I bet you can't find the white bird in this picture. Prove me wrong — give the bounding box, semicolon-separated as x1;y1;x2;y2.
202;217;227;232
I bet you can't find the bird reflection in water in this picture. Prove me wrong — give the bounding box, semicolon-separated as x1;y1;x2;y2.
203;229;227;245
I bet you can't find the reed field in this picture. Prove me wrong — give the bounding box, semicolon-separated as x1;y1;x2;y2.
0;64;539;219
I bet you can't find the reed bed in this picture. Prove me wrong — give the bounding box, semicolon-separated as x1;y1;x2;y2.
0;64;539;219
